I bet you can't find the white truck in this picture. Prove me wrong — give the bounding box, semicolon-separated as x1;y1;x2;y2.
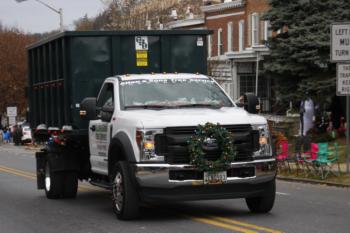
30;31;276;220
77;73;276;219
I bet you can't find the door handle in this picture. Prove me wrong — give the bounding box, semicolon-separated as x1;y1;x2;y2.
90;125;96;131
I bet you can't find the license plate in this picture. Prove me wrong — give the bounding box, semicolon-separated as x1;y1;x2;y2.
203;171;227;184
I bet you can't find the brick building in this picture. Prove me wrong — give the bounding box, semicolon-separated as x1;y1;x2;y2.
202;0;272;111
165;0;272;111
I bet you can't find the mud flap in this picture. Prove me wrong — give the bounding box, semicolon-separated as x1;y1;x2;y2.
36;151;47;189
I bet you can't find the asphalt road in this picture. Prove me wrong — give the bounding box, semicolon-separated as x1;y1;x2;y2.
0;144;349;233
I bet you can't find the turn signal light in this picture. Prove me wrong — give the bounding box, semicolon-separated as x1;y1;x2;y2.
144;141;154;150
259;136;268;145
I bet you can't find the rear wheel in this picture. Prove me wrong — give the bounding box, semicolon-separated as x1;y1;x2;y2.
44;159;78;199
112;161;139;220
245;180;276;213
44;161;63;199
63;172;78;198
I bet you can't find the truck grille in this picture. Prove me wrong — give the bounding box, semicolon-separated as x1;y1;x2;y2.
155;125;259;164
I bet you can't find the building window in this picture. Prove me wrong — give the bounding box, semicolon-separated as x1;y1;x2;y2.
239;74;269;99
227;22;233;52
252;13;259;46
218;28;223;56
239;20;244;51
264;20;271;41
208;35;212;58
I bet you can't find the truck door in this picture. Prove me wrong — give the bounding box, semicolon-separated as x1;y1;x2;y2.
89;82;115;175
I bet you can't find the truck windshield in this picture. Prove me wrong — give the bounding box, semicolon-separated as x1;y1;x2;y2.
119;78;234;110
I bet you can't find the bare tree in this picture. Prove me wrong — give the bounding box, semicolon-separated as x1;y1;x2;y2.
97;0;203;30
0;26;36;117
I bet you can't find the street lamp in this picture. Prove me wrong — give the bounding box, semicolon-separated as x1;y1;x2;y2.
15;0;64;32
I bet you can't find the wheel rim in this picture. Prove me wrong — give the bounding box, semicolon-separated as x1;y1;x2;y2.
112;172;124;212
45;162;51;191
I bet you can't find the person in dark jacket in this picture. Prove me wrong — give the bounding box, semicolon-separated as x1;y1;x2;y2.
329;95;344;130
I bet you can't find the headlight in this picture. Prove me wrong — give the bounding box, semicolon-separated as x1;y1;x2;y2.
252;124;272;157
136;128;164;162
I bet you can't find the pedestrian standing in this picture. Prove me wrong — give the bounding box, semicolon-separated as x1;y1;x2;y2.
13;125;20;145
300;92;314;136
3;129;10;143
0;128;3;145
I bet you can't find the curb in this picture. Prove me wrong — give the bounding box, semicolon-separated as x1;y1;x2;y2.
277;176;350;188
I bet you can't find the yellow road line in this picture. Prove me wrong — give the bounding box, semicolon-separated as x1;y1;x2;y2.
78;185;103;192
0;164;283;233
191;216;258;233
0;165;36;177
0;164;100;192
0;166;36;180
212;216;283;233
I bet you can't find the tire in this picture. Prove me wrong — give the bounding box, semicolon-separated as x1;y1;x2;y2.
245;179;276;213
44;161;64;199
63;172;78;198
112;161;139;220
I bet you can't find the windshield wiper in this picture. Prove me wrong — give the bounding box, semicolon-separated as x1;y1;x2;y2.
175;103;222;109
124;105;168;110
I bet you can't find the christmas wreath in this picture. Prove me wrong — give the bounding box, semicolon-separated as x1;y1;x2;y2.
188;122;236;172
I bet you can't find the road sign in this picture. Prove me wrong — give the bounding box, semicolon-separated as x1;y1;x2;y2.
336;63;350;95
8;116;16;125
332;23;350;173
331;23;350;62
6;107;17;117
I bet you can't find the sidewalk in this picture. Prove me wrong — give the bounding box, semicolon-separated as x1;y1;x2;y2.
286;161;349;172
277;161;350;187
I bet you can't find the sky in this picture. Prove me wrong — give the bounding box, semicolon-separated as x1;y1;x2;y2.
0;0;108;33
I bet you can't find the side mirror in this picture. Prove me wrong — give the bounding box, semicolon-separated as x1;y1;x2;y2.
101;104;114;122
243;93;260;114
80;97;97;120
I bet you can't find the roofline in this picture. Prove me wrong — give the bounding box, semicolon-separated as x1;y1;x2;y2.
27;29;213;50
165;18;205;29
201;0;246;13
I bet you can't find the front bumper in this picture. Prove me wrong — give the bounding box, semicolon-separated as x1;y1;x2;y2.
133;158;276;201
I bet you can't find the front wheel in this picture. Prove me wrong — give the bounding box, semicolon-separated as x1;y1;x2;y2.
245;180;276;213
112;161;139;220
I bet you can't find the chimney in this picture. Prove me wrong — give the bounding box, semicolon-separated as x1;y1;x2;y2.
185;6;194;19
170;9;178;20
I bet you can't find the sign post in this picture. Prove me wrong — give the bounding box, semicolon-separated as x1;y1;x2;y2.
347;96;350;173
6;106;17;117
6;106;17;126
332;23;350;173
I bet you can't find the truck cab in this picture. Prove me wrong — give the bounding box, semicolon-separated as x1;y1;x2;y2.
82;73;276;219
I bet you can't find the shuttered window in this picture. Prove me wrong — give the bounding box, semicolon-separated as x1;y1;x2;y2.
227;22;233;52
252;13;259;46
218;28;223;56
247;14;251;47
239;20;244;51
264;20;272;41
208;35;212;58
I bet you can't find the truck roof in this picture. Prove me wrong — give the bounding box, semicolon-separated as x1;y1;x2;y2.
116;73;209;82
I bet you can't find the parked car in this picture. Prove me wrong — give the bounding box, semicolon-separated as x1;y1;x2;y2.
21;126;32;144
